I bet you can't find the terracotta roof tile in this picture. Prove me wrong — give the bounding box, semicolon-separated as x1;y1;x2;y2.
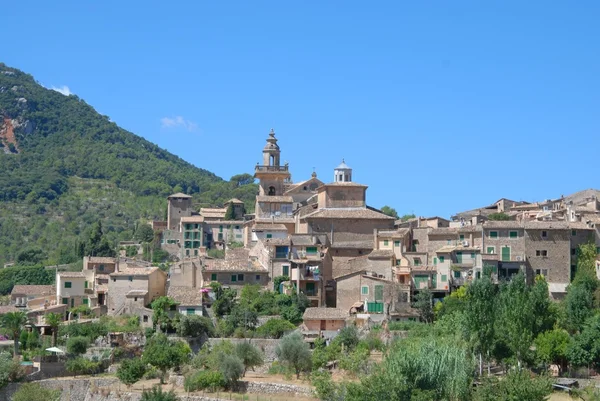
110;267;161;276
167;286;203;306
303;208;394;220
303;307;349;320
11;285;55;296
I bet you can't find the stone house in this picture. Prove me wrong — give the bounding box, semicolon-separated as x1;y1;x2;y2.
11;285;54;308
83;256;118;274
180;216;205;257
302;307;348;334
167;286;204;316
289;234;333;307
202;248;269;288
167;192;193;231
108;267;167;316
336;270;408;315
56;271;93;309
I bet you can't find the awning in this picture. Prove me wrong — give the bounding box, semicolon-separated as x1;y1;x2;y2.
45;347;65;354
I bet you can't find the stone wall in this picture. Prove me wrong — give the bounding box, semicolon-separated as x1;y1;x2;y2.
207;338;281;368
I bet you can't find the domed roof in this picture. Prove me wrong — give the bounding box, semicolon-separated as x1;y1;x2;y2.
263;128;280;151
335;159;351;170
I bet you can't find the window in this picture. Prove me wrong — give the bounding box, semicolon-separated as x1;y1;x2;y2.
84;281;88;289
282;265;289;276
486;246;495;254
572;230;577;236
571;248;576;255
383;240;389;246
64;282;72;289
489;231;498;239
186;249;190;256
471;252;476;259
169;305;176;311
128;276;133;282
476;271;481;279
255;275;261;281
186;308;195;316
194;249;198;256
413;258;421;266
446;239;451;245
275;246;289;259
536;250;548;257
113;278;116;282
219;225;223;232
433;257;438;265
134;297;138;302
99;265;104;272
509;231;518;239
71;299;74;307
361;286;369;295
237;274;244;281
62;298;68;305
459;234;465;241
235;225;240;230
454;271;461;278
441;274;447;282
306;247;318;254
439;256;445;263
231;275;237;282
266;234;272;239
541;231;547;238
211;273;217;281
394;240;400;247
143;315;149;323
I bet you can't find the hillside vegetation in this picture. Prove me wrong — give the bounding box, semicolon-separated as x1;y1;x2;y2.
0;63;257;266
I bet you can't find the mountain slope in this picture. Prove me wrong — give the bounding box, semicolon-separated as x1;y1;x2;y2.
0;63;257;265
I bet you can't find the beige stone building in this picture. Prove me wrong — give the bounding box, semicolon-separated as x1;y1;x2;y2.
202;248;269;288
302;307;348;334
108;266;167;316
11;285;55;308
167;286;204;317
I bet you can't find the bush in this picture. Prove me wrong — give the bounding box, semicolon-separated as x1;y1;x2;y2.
339;344;371;376
177;315;216;337
67;336;89;355
332;326;359;351
11;383;60;401
0;351;25;388
256;318;296;339
141;385;178;401
388;320;424;331
184;370;226;392
116;358;147;386
59;321;108;343
65;357;102;375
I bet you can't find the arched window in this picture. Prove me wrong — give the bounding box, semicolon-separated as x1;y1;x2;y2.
268;186;276;196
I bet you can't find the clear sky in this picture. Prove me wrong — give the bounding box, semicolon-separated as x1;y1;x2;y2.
2;1;599;218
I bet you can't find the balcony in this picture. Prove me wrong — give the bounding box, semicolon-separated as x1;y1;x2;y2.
395;267;411;275
291;268;321;281
84;288;94;295
255;165;289;173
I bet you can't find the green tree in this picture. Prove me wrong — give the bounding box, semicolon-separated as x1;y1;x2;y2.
413;289;434;323
276;332;312;378
19;330;29;351
143;333;190;383
380;206;399;219
487;212;510;221
141;386;178;401
45;312;62;347
256;318;296;339
567;314;600;370
66;336;89;355
399;213;416;222
564;276;596;333
465;276;497;376
332;326;359;351
224;202;235;220
116;358;147;387
135;223;155;243
65;357;102;375
235;342;264;376
27;329;40;350
535;329;570;375
11;383;60;401
0;311;28;356
16;247;46;265
151;296;176;333
220;354;245;385
0;351;24;388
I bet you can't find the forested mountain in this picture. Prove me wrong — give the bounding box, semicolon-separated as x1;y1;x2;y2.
0;63;257;266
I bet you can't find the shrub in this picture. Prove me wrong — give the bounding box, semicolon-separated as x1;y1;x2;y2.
67;336;89;355
116;358;147;386
0;351;25;388
177;315;216;337
65;357;102;375
256;318;296;339
184;370;226;392
141;385;178;401
11;383;60;401
332;326;359;351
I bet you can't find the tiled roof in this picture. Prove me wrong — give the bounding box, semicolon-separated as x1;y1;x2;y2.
181;216;205;223
203;257;267;272
303;208;395;220
167;286;203;306
226;198;245;204
429;228;460;236
368;250;394;259
261;238;291;246
256;195;294;203
523;221;592;230
253;223;288;231
126;290;148;297
331;240;374;249
303;307;349;320
290;234;328;246
110;267;160;276
200;208;226;219
27;304;67;314
168;192;192;199
11;285;55;296
377;228;410;238
58;272;86;278
88;257;117;264
225;248;250;261
0;305;19;314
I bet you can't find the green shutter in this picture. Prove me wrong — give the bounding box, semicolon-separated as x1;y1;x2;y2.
394;240;400;247
282;265;289;276
501;246;511;262
439;256;445;263
490;231;498;238
65;282;72;288
84;281;88;289
456;252;463;263
383;240;389;246
83;298;88;305
266;234;272;239
433;257;438;265
361;286;368;295
454;271;461;278
211;273;217;281
509;231;518;238
231;275;237;282
186;308;195;316
486;246;495;254
62;298;68;305
441;274;447;282
374;285;384;301
459;234;464;241
471;252;476;259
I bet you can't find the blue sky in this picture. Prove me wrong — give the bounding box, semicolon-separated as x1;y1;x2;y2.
2;1;599;218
